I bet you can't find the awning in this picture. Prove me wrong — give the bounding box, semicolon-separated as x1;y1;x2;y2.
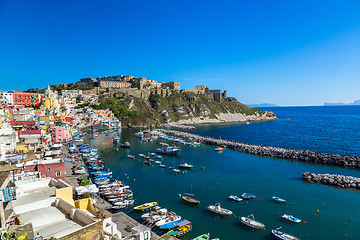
75;184;99;195
0;165;19;172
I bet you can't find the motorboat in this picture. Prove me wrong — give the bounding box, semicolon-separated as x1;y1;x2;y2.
155;214;182;227
157;146;180;155
112;199;135;207
155;161;161;164
282;214;301;223
241;214;265;230
215;147;224;152
139;154;145;158
141;208;167;220
166;220;192;237
273;196;286;203
179;193;200;205
133;202;158;211
271;227;300;240
159;164;166;168
178;162;193;169
127;155;135;159
207;203;233;216
120;141;131;148
228;195;243;202
159;219;183;230
173;169;181;173
192;233;210;240
241;193;256;199
134;132;144;138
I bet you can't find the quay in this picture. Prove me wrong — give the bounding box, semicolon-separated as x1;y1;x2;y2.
159;129;360;168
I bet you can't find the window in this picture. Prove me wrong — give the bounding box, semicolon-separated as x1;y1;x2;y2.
56;171;61;177
48;168;51;171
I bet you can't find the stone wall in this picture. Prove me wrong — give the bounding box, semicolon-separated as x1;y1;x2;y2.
58;221;104;240
302;172;360;189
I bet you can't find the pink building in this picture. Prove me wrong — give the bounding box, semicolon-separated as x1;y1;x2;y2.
51;127;72;143
19;159;65;181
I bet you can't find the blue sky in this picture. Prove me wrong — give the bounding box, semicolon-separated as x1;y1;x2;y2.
0;0;359;106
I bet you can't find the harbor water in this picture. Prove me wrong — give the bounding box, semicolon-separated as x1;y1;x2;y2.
87;106;360;240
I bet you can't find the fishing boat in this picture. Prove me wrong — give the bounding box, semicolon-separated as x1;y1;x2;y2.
127;155;135;159
207;203;233;216
120;141;131;148
192;233;210;240
241;193;256;199
215;147;224;152
241;214;265;230
178;162;193;169
282;214;301;223
166;220;192;237
179;193;200;205
271;227;300;240
228;195;243;202
273;196;286;203
133;202;158;211
157;145;180;155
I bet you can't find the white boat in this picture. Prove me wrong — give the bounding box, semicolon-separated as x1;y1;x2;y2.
135;132;144;138
155;214;182;227
155;161;161;164
271;227;300;240
113;199;135;207
228;195;243;202
173;169;181;173
207;203;233;216
141;208;167;220
282;214;301;223
240;214;265;229
139;154;145;158
178;162;193;169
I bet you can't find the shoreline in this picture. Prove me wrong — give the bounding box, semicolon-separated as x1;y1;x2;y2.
159;129;360;169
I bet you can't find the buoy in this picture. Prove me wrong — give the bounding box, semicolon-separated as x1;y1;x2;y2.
304;221;306;224
134;179;136;181
258;198;260;200
322;203;324;206
246;202;248;204
345;223;347;226
286;206;289;208
350;219;352;221
317;210;319;212
314;214;316;216
345;234;347;237
292;203;295;205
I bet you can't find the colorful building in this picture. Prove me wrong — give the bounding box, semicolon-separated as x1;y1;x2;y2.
51;127;72;143
13;92;44;106
18;158;65;181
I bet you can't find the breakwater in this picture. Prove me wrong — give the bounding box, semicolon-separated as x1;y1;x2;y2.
159;129;360;168
302;172;360;189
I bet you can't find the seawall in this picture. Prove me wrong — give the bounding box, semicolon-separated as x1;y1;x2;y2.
302;172;360;189
159;129;360;168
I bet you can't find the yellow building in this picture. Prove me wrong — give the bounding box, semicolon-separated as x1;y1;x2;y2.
41;85;60;110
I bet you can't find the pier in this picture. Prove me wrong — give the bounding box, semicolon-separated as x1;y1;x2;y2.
302;172;360;189
159;129;360;168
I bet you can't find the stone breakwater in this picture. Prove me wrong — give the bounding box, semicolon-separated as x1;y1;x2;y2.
302;172;360;189
159;129;360;168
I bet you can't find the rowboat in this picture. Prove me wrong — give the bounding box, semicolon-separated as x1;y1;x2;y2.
241;214;265;230
192;233;210;240
241;193;255;199
282;214;301;223
271;227;300;240
133;202;158;211
273;196;286;203
207;203;233;216
167;220;192;237
179;193;200;205
228;195;243;202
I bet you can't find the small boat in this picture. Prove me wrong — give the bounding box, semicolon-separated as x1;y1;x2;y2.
173;169;181;173
192;233;210;240
157;146;180;155
273;196;286;203
282;214;301;223
159;164;166;168
271;227;300;240
156;214;182;227
133;202;157;211
139;154;145;158
113;136;120;143
178;162;193;169
150;153;155;156
127;155;135;159
144;160;151;165
215;147;224;152
179;193;200;205
134;132;144;138
207;203;233;216
159;219;183;230
155;161;161;164
120;141;131;148
156;155;163;159
241;214;265;230
167;220;192;237
241;193;255;199
149;159;154;162
228;195;243;202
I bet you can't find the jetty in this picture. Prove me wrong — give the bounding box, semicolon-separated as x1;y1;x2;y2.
302;172;360;189
159;129;360;168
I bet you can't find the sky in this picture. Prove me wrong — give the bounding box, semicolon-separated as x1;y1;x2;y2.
0;0;360;106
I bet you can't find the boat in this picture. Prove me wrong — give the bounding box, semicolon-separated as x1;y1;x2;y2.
159;219;183;230
159;164;166;168
144;160;151;165
271;227;300;240
192;233;210;240
155;161;161;164
207;203;233;216
133;202;158;211
134;132;144;138
240;214;265;230
172;169;181;173
113;136;120;143
156;155;163;159
127;155;135;159
156;214;182;227
178;162;193;169
157;146;180;155
179;193;200;205
282;214;301;223
139;154;145;158
215;147;224;152
273;196;286;203
120;141;131;148
166;220;192;237
228;195;243;202
241;193;256;199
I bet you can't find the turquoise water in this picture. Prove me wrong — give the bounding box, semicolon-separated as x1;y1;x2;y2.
87;106;360;240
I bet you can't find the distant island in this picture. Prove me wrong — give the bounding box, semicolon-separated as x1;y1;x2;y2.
248;103;279;108
323;100;360;106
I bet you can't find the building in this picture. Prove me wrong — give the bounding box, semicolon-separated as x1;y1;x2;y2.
161;82;180;90
61;90;82;98
0;118;18;161
13;92;44;107
41;86;60;110
51;127;72;143
99;80;131;89
0;91;14;105
195;85;209;94
93;109;114;120
17;158;66;181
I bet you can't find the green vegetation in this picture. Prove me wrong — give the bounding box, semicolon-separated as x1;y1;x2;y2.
79;178;91;186
91;98;139;119
26;82;94;93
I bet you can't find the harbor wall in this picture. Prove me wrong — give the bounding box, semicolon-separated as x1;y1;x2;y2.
159;129;360;168
302;172;360;189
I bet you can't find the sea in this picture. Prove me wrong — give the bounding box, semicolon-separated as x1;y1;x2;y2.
87;106;360;240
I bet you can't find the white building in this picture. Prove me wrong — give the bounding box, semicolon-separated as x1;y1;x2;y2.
61;90;82;98
0;91;14;105
0;118;18;162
